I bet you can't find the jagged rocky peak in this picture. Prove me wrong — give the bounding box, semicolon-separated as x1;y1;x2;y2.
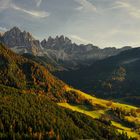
55;35;65;42
41;39;47;46
22;30;35;41
65;36;72;44
48;36;54;42
1;27;42;55
8;26;21;34
55;35;72;44
41;35;72;48
3;26;35;43
41;37;54;47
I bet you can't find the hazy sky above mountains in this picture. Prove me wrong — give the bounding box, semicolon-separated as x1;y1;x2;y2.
0;0;140;48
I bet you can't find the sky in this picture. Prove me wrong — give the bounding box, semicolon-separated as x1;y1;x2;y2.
0;0;140;48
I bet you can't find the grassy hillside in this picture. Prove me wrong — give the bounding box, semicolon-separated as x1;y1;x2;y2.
59;87;140;139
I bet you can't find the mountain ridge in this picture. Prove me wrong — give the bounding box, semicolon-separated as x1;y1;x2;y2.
0;27;132;70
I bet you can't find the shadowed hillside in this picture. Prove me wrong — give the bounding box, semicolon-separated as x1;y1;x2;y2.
55;47;140;106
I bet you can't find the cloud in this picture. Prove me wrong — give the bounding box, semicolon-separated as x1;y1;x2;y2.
0;26;8;32
35;0;42;7
75;6;83;11
0;0;49;18
111;1;140;18
111;1;130;9
74;0;97;12
70;35;93;44
11;4;50;18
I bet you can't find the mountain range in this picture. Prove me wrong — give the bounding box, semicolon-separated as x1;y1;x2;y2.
0;27;131;70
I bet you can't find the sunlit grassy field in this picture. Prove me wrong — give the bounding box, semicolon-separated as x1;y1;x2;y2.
59;86;140;139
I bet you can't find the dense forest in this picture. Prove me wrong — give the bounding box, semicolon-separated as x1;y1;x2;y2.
0;85;136;140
